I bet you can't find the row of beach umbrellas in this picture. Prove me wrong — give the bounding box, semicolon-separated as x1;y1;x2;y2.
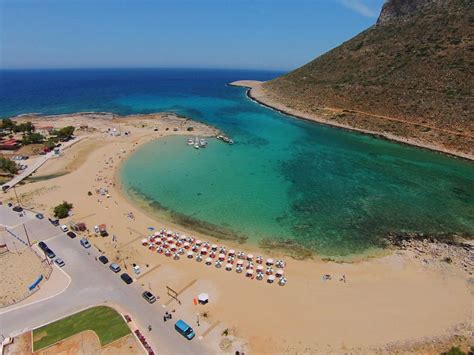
140;229;287;286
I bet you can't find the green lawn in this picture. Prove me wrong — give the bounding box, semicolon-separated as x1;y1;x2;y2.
32;306;131;351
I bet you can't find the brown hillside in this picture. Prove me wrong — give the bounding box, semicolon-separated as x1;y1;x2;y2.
264;0;474;156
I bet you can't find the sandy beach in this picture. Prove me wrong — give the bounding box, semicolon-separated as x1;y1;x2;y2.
230;81;474;161
3;112;473;353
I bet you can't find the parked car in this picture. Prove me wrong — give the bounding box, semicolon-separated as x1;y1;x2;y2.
2;185;10;192
38;241;48;251
80;238;91;248
98;255;109;264
49;218;60;226
12;206;23;212
54;258;65;267
142;291;157;304
109;263;121;273
7;202;13;207
45;248;56;259
60;225;69;232
120;273;133;284
174;320;195;340
66;231;77;239
35;213;44;219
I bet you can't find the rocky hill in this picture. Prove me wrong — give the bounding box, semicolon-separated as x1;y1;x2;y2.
262;0;473;158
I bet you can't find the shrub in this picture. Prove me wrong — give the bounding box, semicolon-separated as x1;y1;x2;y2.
53;201;73;219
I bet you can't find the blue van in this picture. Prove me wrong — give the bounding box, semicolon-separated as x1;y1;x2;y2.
174;320;195;340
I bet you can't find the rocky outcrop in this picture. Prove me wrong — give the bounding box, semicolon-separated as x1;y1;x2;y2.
377;0;434;25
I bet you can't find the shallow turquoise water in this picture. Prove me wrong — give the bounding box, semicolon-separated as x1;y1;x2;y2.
120;89;474;256
2;69;472;256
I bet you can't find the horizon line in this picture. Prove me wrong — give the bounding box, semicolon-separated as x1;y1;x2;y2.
0;66;289;73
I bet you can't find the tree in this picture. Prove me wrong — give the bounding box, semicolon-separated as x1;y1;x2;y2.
22;132;45;145
0;156;18;175
53;201;73;219
55;126;75;139
1;119;15;131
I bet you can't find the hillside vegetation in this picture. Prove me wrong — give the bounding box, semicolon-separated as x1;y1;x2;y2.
264;0;473;156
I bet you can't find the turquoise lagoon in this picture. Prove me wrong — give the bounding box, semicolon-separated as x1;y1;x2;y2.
1;69;473;256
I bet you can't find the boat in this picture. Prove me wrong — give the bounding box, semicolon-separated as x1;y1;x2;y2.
194;137;200;149
199;138;207;148
186;137;194;146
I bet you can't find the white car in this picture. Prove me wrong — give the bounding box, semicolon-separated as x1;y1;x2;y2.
60;225;69;232
54;258;65;267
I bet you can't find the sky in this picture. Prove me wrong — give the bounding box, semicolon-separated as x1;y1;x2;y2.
0;0;385;71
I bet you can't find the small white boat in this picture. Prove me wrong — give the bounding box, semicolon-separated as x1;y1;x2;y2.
199;139;207;147
187;138;194;146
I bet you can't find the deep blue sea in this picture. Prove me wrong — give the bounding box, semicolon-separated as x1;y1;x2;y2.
1;69;473;256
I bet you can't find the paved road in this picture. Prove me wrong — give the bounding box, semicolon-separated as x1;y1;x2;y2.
0;234;209;354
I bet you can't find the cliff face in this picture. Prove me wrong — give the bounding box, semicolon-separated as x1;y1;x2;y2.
263;0;473;156
377;0;433;24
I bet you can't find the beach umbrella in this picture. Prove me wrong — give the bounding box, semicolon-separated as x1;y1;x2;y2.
178;248;184;255
157;247;163;253
195;240;202;246
225;263;232;271
247;254;254;261
200;247;208;255
167;230;173;235
266;258;274;266
192;245;199;252
205;257;212;265
228;249;235;256
215;261;222;268
173;253;180;260
256;256;263;264
266;267;273;275
211;244;218;251
165;249;172;257
210;252;216;258
196;255;203;262
256;272;264;281
267;275;276;283
170;246;177;252
141;239;148;246
167;237;174;243
218;253;225;261
187;251;194;258
256;265;264;272
237;260;244;266
246;269;254;277
279;277;287;286
197;293;209;304
184;242;190;249
276;269;284;277
236;266;243;273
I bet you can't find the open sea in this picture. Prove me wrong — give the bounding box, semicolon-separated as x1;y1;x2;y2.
1;69;473;256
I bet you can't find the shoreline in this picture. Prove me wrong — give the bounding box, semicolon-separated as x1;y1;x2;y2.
229;80;474;162
2;112;473;353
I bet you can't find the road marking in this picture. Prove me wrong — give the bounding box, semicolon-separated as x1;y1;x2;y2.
74;213;96;221
201;321;221;338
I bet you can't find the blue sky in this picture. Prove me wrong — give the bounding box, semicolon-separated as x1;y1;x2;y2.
0;0;384;71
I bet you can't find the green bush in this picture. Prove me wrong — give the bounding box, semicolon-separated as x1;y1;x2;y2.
53;201;73;219
0;156;18;175
442;346;466;355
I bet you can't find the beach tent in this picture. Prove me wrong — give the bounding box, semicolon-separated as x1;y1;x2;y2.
197;293;209;304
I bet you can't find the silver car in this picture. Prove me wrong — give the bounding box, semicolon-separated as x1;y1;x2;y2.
54;258;65;267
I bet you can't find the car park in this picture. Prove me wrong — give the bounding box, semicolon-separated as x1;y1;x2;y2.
98;255;109;264
174;320;195;340
12;206;23;212
80;238;91;248
38;241;48;251
45;248;56;259
60;225;69;232
66;231;77;239
54;258;65;267
109;263;121;273
142;291;157;304
35;213;44;219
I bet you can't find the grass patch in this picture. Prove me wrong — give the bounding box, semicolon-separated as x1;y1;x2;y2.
32;306;130;351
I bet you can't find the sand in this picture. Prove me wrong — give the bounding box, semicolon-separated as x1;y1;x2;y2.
229;80;474;161
3;112;473;353
0;248;51;307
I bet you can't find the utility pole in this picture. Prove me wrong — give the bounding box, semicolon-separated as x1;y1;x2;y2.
13;186;21;206
23;223;31;247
